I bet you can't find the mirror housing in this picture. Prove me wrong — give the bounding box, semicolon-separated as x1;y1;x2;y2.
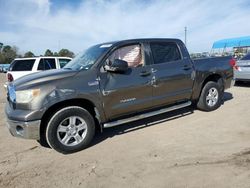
105;59;128;73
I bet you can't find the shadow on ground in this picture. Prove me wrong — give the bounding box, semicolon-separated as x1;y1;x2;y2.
222;91;233;104
234;81;250;88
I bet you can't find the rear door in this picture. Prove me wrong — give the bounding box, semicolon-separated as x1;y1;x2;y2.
99;43;153;120
149;41;194;107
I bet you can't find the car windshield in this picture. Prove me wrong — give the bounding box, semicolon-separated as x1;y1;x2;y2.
241;53;250;60
64;44;112;70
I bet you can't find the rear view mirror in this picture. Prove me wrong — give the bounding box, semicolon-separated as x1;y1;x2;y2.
105;59;128;73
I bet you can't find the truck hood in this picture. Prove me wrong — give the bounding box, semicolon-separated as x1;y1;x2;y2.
13;69;78;89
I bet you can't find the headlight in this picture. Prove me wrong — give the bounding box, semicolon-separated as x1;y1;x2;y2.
16;89;40;103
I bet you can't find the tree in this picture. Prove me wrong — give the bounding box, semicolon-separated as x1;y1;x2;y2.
24;51;35;57
58;49;74;58
53;52;59;56
1;45;18;64
44;49;53;56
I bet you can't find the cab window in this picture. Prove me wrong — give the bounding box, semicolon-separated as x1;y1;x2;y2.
108;44;144;68
150;42;181;64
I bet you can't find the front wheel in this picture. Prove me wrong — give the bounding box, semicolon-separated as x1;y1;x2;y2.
46;106;95;154
197;81;223;111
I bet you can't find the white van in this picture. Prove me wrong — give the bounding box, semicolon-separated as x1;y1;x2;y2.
6;56;72;83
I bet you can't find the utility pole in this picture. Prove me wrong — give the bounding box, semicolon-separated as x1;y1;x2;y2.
184;26;187;46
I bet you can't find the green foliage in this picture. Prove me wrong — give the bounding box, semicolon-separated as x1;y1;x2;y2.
44;49;53;56
0;45;18;64
24;51;35;58
58;49;75;58
53;52;59;56
0;42;75;64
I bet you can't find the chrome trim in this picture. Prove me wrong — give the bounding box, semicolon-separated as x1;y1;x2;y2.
6;119;41;140
56;116;88;147
103;101;192;128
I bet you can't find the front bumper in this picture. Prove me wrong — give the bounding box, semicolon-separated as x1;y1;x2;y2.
6;119;41;140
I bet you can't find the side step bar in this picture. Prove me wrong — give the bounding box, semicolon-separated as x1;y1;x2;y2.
103;101;192;128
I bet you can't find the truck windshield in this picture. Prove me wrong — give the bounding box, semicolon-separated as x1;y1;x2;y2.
64;44;112;70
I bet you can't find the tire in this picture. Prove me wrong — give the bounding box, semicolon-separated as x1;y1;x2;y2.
46;106;95;154
37;138;50;148
197;81;223;111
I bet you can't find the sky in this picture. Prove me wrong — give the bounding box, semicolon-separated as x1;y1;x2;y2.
0;0;250;55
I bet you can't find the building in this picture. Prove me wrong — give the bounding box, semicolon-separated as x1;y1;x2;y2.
211;36;250;58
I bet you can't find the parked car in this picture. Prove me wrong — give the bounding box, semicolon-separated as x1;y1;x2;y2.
0;64;10;73
0;64;3;72
233;53;250;82
5;38;234;154
2;64;10;73
6;56;72;83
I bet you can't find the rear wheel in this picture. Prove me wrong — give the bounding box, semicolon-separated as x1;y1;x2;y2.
46;106;95;154
197;81;223;111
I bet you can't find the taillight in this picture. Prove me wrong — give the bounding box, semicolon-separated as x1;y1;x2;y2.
229;58;239;70
7;73;14;82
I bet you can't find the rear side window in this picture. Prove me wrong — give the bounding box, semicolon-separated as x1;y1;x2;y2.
9;59;35;71
59;59;71;68
150;42;181;64
38;58;56;70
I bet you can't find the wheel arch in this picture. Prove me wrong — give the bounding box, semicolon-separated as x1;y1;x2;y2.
201;73;224;91
39;98;103;142
192;73;224;102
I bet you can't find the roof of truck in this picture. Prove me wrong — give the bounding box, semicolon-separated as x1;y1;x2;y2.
110;38;182;44
95;38;183;49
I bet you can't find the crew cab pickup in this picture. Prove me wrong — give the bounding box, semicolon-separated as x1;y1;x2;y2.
5;39;234;154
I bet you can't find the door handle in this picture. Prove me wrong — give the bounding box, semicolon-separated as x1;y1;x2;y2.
183;65;192;71
151;76;158;87
140;71;151;77
151;68;157;73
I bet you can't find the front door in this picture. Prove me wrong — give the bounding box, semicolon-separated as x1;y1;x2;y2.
99;43;153;120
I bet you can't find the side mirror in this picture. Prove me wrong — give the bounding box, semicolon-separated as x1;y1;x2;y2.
105;59;128;73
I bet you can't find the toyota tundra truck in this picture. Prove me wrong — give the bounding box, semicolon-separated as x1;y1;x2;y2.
5;38;234;154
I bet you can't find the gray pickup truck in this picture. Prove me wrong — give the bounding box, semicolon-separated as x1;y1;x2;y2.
5;38;234;153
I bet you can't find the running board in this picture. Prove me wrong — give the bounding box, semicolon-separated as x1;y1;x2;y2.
103;101;192;128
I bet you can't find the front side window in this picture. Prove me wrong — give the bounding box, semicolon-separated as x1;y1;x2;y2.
108;44;144;68
38;58;56;70
150;42;181;64
9;59;35;71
